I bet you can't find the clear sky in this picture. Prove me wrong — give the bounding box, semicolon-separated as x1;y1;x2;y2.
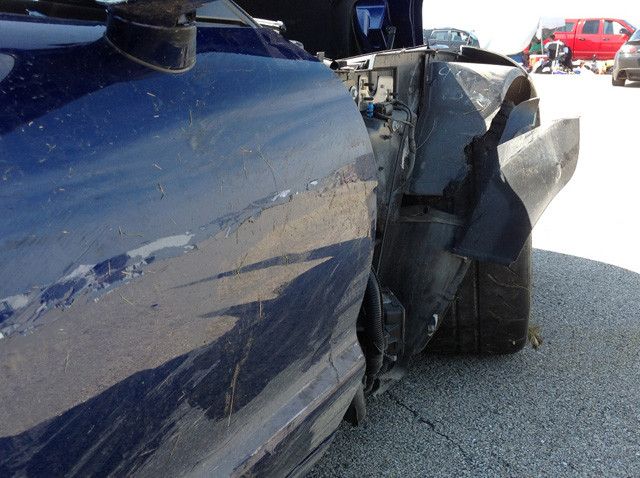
422;0;640;54
423;1;640;31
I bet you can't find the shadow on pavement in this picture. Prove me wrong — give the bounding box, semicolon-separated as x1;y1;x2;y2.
309;249;640;477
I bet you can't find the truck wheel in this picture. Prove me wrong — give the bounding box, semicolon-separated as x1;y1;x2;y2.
428;236;532;354
612;75;625;87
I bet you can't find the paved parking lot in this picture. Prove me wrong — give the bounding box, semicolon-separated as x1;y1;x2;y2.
309;75;640;477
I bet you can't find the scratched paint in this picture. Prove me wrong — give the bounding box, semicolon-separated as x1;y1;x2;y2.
0;14;376;476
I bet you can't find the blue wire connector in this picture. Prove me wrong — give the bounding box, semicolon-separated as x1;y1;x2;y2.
366;103;374;117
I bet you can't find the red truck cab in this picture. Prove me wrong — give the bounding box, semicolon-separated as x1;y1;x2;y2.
555;18;636;60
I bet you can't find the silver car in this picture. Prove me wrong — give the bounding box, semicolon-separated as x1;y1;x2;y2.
612;28;640;86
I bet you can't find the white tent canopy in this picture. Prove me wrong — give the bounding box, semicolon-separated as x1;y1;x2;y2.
474;16;565;55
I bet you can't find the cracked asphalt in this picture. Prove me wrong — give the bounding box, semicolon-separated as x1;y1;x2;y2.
308;75;640;477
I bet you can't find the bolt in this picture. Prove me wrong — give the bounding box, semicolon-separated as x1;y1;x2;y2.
427;313;439;334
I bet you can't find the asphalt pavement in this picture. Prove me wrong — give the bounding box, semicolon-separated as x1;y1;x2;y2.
308;74;640;477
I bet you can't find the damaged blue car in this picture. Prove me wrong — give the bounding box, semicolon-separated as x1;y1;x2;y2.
0;0;578;476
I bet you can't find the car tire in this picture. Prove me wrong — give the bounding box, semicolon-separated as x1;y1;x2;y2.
612;75;625;87
428;235;532;354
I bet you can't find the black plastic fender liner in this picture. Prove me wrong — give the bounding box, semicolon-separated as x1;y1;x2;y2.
499;97;540;144
409;60;530;196
377;208;470;354
453;117;579;265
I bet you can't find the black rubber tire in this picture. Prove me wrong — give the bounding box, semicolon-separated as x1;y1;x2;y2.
428;236;532;355
612;75;625;87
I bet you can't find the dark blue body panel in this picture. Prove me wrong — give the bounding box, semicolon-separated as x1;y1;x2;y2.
0;14;375;476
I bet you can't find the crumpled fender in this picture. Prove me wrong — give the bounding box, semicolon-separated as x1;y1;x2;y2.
409;55;579;265
409;59;533;195
454;116;579;264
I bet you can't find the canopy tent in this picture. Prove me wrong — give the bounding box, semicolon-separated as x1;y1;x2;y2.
477;16;565;55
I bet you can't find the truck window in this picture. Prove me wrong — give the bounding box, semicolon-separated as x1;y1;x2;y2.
557;22;574;32
604;20;626;35
582;20;600;35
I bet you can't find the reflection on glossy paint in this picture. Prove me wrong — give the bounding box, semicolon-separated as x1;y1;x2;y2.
0;178;375;439
0;53;14;82
0;16;376;475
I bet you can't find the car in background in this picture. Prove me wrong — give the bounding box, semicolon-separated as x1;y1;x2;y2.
423;27;479;50
612;28;640;86
554;18;635;60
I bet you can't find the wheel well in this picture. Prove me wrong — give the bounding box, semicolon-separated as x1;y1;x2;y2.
504;75;535;105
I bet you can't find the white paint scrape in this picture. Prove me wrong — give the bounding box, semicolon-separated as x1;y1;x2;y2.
128;234;194;259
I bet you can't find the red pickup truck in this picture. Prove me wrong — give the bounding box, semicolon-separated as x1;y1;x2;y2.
554;18;636;60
